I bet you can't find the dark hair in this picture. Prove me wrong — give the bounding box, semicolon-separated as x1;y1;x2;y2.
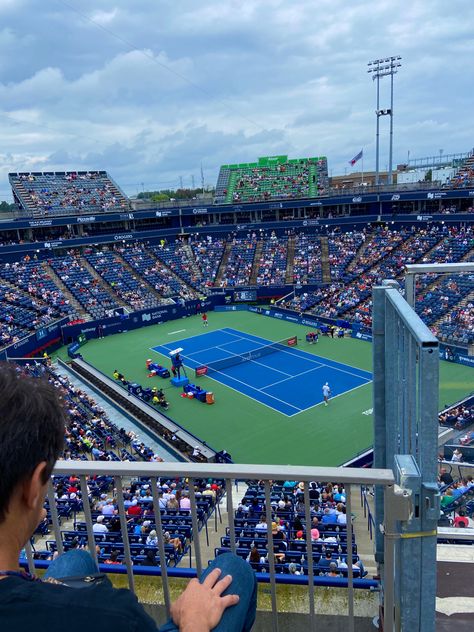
0;363;65;523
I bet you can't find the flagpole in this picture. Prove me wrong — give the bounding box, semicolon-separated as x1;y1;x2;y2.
361;153;364;185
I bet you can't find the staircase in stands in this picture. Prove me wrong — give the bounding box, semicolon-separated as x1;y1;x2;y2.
114;252;169;303
285;236;296;284
320;237;331;283
215;243;233;286
249;241;264;285
42;263;88;318
80;256;132;309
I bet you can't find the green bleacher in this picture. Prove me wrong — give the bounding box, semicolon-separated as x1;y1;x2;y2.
214;155;328;204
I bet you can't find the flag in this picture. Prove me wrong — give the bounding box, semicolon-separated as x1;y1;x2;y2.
349;149;363;166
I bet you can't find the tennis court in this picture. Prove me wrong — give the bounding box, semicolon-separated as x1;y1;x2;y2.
152;327;372;416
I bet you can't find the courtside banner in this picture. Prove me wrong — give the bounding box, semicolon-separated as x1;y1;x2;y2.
195;366;209;376
287;336;298;346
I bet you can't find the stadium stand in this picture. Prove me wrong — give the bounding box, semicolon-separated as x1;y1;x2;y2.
328;232;367;281
215;155;329;204
151;241;202;297
0;259;74;344
292;233;322;284
9;171;130;218
0;224;472;348
255;234;288;286
84;250;164;311
189;235;226;287
49;255;122;319
450;152;474;187
117;243;190;302
215;481;366;578
218;237;257;287
17;363;220;569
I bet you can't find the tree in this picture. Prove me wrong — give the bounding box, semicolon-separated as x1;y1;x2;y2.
0;201;15;214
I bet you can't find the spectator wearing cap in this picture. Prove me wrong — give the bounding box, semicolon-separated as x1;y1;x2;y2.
146;530;158;546
127;498;142;516
92;515;108;533
96;493;108;511
162;485;173;504
294;530;305;541
453;510;470;528
123;493;134;509
311;528;320;541
101;499;117;516
333;487;346;503
202;484;216;503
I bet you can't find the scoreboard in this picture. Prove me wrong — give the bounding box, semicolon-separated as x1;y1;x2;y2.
233;289;257;302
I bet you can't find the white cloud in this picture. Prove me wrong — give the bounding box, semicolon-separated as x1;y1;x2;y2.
0;0;473;198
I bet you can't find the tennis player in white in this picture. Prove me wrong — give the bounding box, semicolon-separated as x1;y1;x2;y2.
322;382;331;406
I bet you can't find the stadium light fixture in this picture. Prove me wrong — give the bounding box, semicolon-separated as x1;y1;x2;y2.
368;56;402;186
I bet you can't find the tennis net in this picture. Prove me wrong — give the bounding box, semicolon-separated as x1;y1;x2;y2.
195;335;297;377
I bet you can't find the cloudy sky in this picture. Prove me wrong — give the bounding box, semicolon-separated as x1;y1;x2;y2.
0;0;472;199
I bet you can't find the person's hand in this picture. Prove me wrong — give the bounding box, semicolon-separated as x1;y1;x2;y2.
170;567;239;632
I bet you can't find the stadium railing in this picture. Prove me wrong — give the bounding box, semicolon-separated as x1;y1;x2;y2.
23;461;402;631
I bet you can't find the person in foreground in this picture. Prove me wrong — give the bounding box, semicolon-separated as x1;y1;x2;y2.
0;363;257;631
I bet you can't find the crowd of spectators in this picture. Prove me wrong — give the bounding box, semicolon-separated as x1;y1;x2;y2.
219;237;257;287
292;233;322;284
85;250;163;311
151;240;202;298
223;159;328;204
0;224;472;348
0;258;74;344
10;171;130;216
49;254;121;318
255;233;288;286
117;243;190;302
218;480;367;578
190;234;226;287
439;403;474;431
450;156;474;188
328;232;365;281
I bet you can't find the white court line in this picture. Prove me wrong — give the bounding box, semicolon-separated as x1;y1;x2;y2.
149;345;302;416
223;327;373;379
287;381;372;418
174;338;293;379
150;330;372;417
155;329;228;348
261;364;324;390
168;329;186;335
213;344;292;378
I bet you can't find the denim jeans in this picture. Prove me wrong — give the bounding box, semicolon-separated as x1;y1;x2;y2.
159;553;257;632
44;550;257;631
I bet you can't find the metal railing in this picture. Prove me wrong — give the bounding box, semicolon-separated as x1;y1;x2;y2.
25;461;398;631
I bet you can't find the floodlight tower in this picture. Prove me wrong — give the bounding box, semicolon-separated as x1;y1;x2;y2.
367;56;402;186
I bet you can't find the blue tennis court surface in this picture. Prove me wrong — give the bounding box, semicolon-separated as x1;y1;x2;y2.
152;328;372;417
